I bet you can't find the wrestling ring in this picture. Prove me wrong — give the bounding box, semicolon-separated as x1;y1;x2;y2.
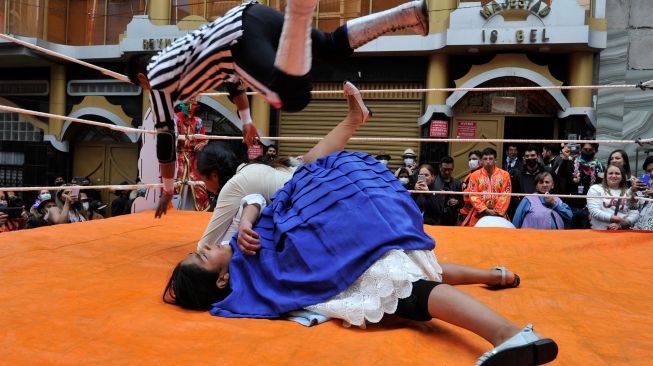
1;32;652;366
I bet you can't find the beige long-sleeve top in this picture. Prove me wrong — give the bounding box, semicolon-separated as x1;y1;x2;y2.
197;163;295;249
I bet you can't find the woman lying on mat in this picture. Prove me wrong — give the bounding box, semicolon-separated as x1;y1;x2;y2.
190;82;519;289
163;150;557;366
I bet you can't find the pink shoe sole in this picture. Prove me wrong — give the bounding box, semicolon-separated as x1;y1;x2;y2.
343;81;372;124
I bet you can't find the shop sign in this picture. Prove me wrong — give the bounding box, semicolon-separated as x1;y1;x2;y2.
479;0;551;44
480;0;551;20
429;120;449;137
457;121;477;138
247;144;263;160
142;38;176;50
491;97;517;114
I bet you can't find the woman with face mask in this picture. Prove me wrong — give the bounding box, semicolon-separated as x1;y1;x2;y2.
27;190;56;229
394;167;413;188
458;150;483;225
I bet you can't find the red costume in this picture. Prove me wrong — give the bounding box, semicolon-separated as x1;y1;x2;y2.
175;100;209;211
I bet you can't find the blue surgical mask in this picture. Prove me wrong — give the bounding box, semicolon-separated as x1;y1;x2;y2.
379;159;388;166
399;177;409;185
404;158;414;166
39;193;51;201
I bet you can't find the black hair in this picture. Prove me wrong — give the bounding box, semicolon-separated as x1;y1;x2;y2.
468;150;482;159
506;142;519;149
196;142;241;190
544;144;561;155
524;144;540;154
126;54;152;85
482;147;497;158
163;262;232;311
395;167;412;178
643;156;653;171
607;149;632;177
581;142;599;152
440;156;454;165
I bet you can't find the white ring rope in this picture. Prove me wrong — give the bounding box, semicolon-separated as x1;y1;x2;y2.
408;189;653;203
3;32;651;94
0;33;131;83
4;103;652;146
178;134;653;145
2;182;650;203
0;181;204;193
201;83;653;97
0;104;155;135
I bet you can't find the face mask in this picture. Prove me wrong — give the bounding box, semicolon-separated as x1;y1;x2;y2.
404;158;414;166
137;189;146;196
82;202;90;211
525;158;538;167
379;159;388;166
399;177;409;185
580;151;595;161
39;193;51;201
468;159;479;169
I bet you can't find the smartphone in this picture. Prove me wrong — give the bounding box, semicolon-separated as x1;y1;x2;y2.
639;173;651;187
417;174;426;182
70;188;80;200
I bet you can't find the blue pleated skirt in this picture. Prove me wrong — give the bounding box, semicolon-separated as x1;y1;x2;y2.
212;151;435;318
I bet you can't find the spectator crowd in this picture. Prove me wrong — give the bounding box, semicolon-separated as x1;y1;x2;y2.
391;144;653;231
0;176;144;233
3;143;652;233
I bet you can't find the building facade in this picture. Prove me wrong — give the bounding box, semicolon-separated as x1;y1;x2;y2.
1;0;619;192
595;0;653;176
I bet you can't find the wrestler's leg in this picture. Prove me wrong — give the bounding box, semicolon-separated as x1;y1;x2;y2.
428;284;519;346
427;284;557;365
310;0;429;62
302;82;368;164
440;263;516;287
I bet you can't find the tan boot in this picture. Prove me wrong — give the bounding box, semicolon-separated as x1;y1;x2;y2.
346;0;429;49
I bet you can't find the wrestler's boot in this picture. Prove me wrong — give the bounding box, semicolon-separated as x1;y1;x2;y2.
346;0;429;49
272;0;318;111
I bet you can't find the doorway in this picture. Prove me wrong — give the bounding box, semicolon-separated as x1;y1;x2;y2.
503;116;556;156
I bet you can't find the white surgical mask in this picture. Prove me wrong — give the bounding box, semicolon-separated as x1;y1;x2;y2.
39;193;51;201
404;158;414;166
468;159;479;169
82;202;90;211
399;177;409;185
379;159;388;166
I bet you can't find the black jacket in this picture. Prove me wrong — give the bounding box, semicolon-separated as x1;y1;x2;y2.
413;176;463;226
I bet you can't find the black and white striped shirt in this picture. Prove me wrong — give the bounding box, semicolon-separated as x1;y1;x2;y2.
147;1;255;126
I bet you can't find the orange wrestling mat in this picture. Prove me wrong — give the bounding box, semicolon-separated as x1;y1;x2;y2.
1;211;651;365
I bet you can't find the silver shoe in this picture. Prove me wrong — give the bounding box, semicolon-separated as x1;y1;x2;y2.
476;324;558;366
346;0;429;49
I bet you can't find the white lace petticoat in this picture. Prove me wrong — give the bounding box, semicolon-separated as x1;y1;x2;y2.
305;249;442;328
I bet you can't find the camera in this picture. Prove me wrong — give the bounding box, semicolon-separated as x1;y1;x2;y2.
0;196;24;219
568;144;580;156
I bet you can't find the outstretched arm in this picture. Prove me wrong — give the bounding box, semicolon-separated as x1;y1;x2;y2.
225;82;259;148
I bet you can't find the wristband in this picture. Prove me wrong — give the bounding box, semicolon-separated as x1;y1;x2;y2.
162;178;174;195
239;108;252;125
